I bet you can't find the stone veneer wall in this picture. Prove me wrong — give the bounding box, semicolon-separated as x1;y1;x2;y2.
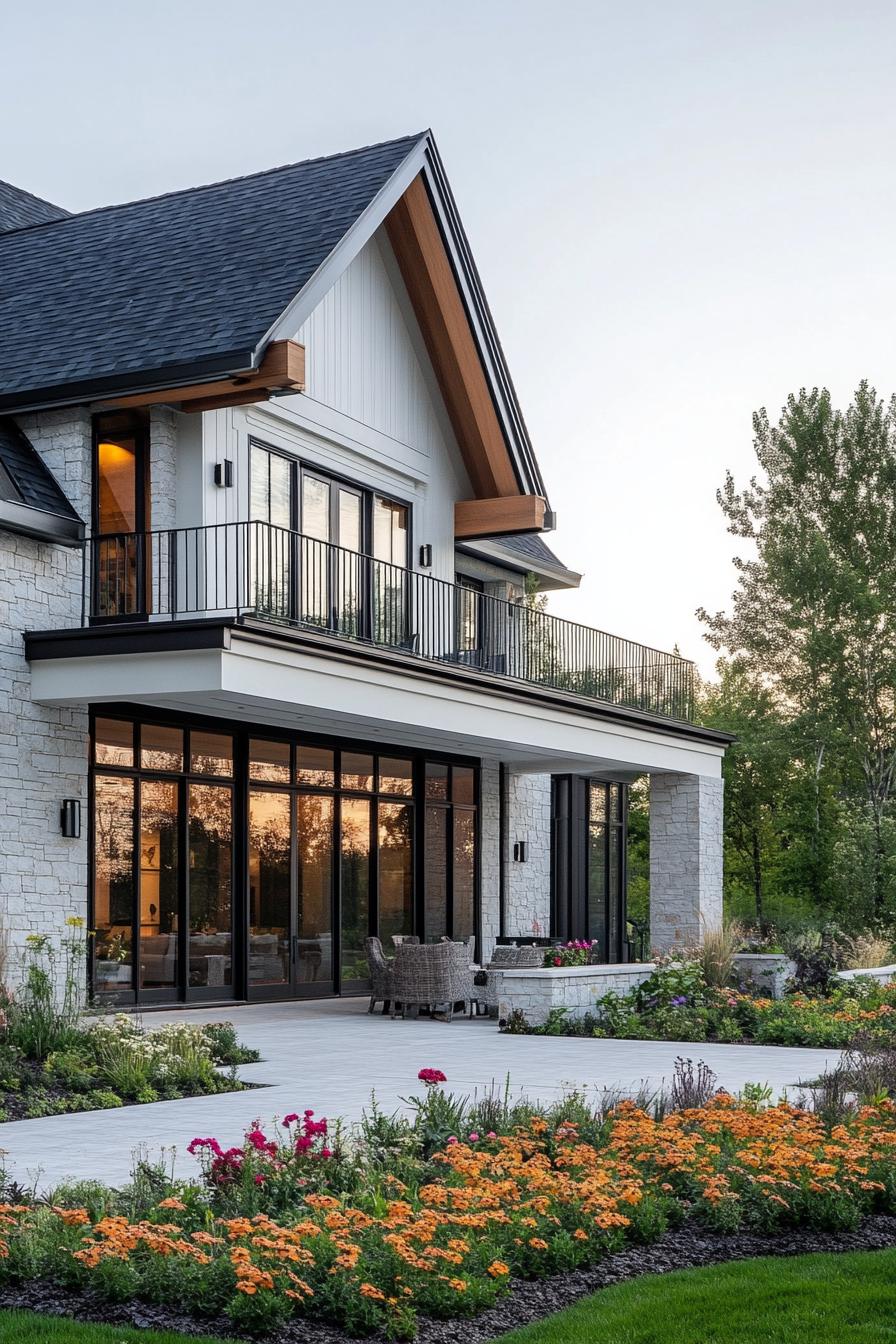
1;411;92;980
495;963;655;1027
649;772;724;951
478;765;552;961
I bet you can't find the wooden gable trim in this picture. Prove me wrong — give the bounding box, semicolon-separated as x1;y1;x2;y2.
95;340;305;413
384;176;525;506
455;495;546;540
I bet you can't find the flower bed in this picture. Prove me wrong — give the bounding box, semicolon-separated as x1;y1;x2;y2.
0;924;258;1120
3;1069;896;1338
0;1016;259;1121
502;958;896;1049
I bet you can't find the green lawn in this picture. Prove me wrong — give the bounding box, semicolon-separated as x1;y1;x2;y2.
0;1311;238;1343
492;1249;896;1343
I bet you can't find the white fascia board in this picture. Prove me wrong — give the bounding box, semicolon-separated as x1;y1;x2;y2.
29;639;723;778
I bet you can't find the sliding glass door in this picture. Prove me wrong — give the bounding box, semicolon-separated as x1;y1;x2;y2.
92;712;478;1003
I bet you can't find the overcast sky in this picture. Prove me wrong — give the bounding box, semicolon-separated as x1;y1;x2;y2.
4;1;894;674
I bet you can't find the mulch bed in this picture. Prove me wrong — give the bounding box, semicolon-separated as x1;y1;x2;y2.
5;1214;896;1342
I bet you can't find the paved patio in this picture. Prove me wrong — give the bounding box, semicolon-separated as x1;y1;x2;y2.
0;999;843;1191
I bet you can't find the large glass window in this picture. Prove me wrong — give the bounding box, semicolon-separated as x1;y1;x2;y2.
379;802;413;945
92;716;479;1000
340;797;371;984
298;794;334;986
93;413;147;617
140;779;179;990
249;790;291;987
94;775;135;994
188;783;233;990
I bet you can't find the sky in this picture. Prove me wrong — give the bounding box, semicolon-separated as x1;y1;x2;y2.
4;0;896;675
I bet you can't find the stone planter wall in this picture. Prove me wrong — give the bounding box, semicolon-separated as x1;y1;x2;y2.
732;953;795;1000
496;963;656;1028
835;964;896;985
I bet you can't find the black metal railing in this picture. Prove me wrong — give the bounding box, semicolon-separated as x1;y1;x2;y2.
85;522;696;721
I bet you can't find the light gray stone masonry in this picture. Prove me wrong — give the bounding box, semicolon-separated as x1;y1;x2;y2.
649;771;723;952
1;412;92;983
479;765;552;962
496;963;655;1027
149;407;178;531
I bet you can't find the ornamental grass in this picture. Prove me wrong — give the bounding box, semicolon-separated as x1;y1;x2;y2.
4;1085;896;1338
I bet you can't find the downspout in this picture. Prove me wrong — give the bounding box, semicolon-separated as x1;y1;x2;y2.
498;763;508;940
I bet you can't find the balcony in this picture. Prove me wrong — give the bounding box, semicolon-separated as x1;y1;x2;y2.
81;522;695;723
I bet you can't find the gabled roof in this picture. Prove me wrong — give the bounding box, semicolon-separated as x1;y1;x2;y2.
0;180;69;232
0;136;421;411
0;132;549;508
0;417;83;544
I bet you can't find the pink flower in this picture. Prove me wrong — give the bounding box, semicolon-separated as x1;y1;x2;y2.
486;1131;497;1141
254;1174;266;1185
283;1113;300;1127
447;1136;458;1145
468;1132;479;1143
320;1147;333;1159
418;1068;447;1086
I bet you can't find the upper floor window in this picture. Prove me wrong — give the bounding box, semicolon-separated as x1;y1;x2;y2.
249;442;409;567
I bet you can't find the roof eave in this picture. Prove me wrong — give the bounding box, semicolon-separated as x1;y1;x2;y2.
0;347;258;415
0;497;84;545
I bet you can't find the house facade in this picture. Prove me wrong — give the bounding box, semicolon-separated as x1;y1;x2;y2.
0;133;729;1007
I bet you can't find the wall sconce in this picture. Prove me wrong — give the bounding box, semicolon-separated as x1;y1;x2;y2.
214;459;234;488
60;799;81;839
512;840;528;863
418;543;433;568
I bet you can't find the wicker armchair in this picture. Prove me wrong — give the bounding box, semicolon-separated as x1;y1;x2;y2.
391;941;473;1021
364;936;394;1015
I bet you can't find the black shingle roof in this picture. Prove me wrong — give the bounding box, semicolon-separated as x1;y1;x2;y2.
0;180;69;233
0;134;423;408
486;532;570;571
0;416;81;530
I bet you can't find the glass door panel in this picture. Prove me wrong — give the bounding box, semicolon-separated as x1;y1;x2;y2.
373;497;409;646
424;805;448;941
250;445;295;620
188;783;233;992
297;794;334;988
249;790;292;988
301;474;331;627
93;775;135;994
139;779;179;991
378;802;413;945
453;809;476;942
336;487;363;636
340;797;371;984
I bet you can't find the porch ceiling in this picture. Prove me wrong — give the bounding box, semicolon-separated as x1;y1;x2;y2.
28;626;725;778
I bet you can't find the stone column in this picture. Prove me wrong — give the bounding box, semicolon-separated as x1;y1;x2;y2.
649;772;723;952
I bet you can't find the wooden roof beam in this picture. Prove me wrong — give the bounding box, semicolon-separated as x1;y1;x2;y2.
385;177;520;500
455;494;546;540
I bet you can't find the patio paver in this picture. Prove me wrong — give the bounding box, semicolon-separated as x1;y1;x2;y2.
0;998;843;1191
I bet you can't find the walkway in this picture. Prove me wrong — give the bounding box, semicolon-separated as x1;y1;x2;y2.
0;999;843;1191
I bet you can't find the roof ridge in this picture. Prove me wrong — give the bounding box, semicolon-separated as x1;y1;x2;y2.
0;132;427;242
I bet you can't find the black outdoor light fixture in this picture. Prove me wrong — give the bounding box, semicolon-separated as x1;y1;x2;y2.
512;840;528;863
60;799;81;839
214;459;234;488
418;543;433;568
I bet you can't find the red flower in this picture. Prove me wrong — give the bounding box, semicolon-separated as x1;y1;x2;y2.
418;1068;447;1086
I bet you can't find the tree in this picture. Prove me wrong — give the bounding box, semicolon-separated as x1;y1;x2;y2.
699;660;791;926
699;383;896;917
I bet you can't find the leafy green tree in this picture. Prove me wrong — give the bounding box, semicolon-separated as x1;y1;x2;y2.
700;383;896;917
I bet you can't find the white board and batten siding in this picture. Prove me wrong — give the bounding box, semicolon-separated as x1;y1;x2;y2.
190;228;472;587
